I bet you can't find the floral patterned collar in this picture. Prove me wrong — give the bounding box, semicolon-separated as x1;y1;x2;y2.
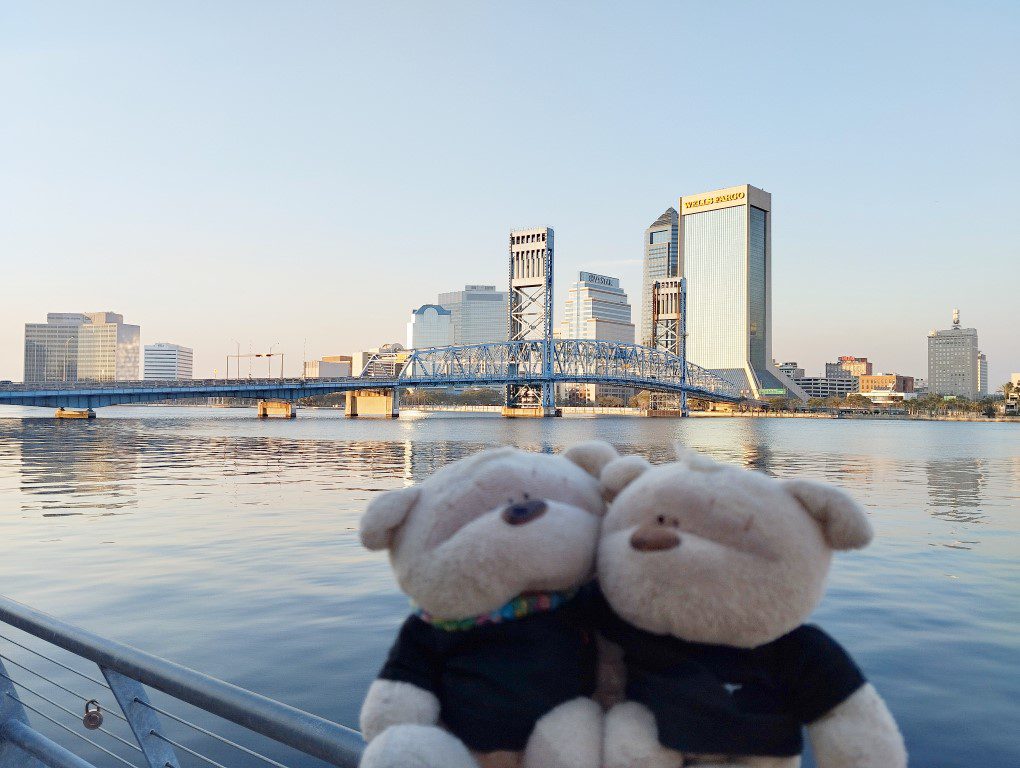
415;589;578;632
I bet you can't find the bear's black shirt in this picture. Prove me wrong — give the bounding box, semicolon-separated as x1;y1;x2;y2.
588;586;866;757
377;598;596;753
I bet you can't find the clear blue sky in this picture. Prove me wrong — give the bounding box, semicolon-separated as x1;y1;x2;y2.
2;1;1017;385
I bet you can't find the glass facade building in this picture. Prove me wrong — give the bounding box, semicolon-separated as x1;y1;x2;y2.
24;312;140;383
678;184;803;400
641;208;679;347
437;285;508;346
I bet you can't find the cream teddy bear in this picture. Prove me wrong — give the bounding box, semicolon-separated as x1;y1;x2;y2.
358;441;618;768
593;449;907;768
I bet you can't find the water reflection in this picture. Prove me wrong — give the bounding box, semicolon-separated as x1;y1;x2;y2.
14;421;139;511
925;459;986;523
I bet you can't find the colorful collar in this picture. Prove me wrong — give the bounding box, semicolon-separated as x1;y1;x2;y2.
415;589;577;632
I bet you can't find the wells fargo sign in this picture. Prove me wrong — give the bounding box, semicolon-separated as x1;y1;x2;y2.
683;190;745;211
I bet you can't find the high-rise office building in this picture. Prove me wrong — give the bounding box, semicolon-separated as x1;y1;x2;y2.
557;271;635;403
977;352;988;397
144;343;193;380
436;285;508;346
928;309;981;398
557;272;635;343
406;304;452;349
677;184;804;400
24;312;139;383
641;208;679;347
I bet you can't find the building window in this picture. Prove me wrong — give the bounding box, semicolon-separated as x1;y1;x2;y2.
649;229;670;244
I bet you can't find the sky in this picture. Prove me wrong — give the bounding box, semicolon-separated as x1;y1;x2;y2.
1;1;1018;386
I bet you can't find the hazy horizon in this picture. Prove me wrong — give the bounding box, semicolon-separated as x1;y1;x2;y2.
2;2;1017;386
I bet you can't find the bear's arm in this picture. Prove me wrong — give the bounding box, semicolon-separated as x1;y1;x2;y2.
781;626;906;768
806;683;907;768
360;616;443;741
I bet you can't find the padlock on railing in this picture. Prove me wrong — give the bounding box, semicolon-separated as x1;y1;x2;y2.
82;699;103;730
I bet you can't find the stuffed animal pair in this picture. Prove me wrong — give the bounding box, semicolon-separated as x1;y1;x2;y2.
357;442;907;768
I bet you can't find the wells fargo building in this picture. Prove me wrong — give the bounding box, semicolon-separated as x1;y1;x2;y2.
675;184;804;400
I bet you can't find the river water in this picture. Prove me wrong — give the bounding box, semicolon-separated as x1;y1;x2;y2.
0;406;1016;767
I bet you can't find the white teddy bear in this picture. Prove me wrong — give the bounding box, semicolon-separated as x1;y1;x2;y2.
358;441;618;768
593;449;907;768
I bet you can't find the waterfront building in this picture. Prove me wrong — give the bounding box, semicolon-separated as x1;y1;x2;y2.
406;304;452;349
927;309;981;398
860;389;917;407
304;355;352;378
859;374;914;393
825;356;873;379
24;311;139;383
794;377;858;399
557;271;635;403
641;207;679;347
977;352;988;397
558;271;635;342
914;378;928;395
436;285;507;346
144;343;193;380
677;184;804;400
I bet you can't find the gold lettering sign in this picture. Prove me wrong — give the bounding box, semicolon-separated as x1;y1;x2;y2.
683;191;745;210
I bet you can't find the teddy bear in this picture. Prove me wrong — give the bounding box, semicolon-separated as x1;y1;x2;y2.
592;448;907;768
358;440;620;768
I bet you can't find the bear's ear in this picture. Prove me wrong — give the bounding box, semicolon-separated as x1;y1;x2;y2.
784;479;873;551
674;444;723;472
562;440;619;478
360;486;420;551
601;455;651;502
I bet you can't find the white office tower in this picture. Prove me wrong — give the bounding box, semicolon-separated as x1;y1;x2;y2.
406;304;452;349
678;184;805;401
928;309;981;398
557;271;635;403
558;271;635;342
24;311;140;383
144;343;194;380
436;285;508;345
977;352;988;397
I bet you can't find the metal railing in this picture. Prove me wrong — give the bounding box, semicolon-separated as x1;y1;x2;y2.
0;596;365;768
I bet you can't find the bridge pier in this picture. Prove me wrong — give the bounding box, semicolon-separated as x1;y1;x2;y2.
54;408;96;420
257;400;296;419
345;389;399;418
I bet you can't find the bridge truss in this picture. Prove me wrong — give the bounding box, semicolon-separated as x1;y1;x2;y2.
0;339;742;410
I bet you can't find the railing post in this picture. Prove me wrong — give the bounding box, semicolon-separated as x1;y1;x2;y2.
102;669;180;768
0;658;47;768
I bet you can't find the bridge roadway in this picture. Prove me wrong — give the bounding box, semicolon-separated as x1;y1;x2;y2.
0;339;744;410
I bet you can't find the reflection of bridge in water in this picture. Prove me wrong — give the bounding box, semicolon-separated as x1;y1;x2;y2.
0;339;742;417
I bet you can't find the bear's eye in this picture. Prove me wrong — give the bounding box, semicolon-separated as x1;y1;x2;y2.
656;515;665;525
671;518;680;528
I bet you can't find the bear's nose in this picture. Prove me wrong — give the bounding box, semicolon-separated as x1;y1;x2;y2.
502;499;548;526
630;525;681;552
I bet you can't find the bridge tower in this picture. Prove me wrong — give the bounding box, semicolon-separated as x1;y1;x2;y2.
649;276;689;416
505;226;558;417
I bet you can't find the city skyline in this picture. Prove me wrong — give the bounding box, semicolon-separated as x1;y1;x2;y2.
1;3;1016;387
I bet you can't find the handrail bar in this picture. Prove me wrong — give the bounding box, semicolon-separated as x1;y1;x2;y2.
0;595;365;767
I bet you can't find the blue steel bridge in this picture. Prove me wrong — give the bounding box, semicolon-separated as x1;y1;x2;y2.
0;339;742;411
